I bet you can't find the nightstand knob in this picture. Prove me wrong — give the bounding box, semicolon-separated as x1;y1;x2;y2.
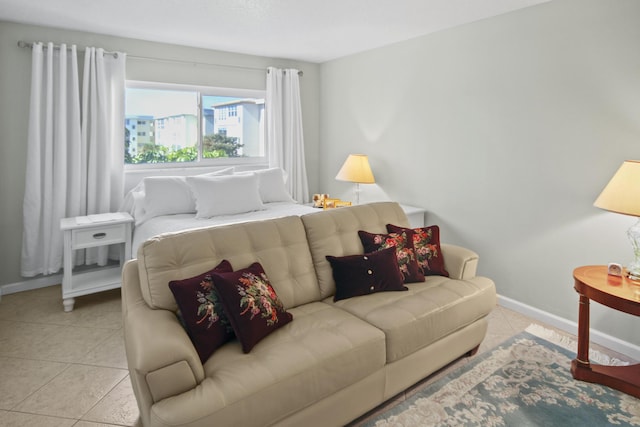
92;232;107;239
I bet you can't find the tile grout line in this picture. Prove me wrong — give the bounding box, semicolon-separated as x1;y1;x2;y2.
8;362;73;412
79;374;137;427
2;408;78;424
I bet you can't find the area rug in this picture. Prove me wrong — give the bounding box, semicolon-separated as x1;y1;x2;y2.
362;325;640;426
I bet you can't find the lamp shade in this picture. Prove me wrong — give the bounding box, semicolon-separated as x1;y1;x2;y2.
335;154;375;184
594;160;640;216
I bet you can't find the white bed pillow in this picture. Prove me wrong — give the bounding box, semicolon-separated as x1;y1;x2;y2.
119;181;150;226
143;176;196;219
187;174;265;218
119;180;144;216
124;168;236;225
130;191;147;225
236;167;295;203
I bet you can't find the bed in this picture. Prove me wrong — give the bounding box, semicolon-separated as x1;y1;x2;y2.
121;167;317;256
132;202;316;255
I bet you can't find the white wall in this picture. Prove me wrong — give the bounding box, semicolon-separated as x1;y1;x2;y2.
320;0;640;346
0;21;320;288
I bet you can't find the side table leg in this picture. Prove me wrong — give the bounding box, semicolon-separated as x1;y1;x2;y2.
572;293;591;380
575;294;590;366
62;231;74;312
63;298;75;312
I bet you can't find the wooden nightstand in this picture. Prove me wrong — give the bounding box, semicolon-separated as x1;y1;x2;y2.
60;212;133;312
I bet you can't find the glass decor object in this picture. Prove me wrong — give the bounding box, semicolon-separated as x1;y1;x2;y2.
594;160;640;280
335;154;375;205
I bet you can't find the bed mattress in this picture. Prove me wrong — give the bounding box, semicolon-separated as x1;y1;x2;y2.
132;202;317;257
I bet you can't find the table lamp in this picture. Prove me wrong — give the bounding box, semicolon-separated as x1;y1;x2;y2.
594;160;640;280
335;154;375;205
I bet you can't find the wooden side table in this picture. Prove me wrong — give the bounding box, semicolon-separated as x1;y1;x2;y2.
571;265;640;397
60;212;133;312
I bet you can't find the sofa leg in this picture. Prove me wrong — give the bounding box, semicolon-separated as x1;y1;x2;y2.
466;344;480;357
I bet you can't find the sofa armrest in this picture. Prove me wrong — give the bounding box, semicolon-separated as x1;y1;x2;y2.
122;260;204;410
441;243;479;280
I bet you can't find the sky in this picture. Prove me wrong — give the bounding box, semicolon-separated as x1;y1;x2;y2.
125;88;242;118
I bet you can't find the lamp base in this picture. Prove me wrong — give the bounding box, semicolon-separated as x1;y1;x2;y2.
627;217;640;280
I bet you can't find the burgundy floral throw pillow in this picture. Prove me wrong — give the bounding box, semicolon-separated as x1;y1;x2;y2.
168;260;235;363
212;263;293;353
358;230;424;283
387;224;449;277
326;247;407;302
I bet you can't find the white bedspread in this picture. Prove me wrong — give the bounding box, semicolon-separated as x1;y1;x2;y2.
132;202;318;257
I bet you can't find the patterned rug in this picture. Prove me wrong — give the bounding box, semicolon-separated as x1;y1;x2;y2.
362;325;640;426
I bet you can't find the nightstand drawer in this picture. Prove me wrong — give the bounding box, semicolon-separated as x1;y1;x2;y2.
72;223;127;249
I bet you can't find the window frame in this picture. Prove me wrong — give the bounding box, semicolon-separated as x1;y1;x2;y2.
125;80;267;170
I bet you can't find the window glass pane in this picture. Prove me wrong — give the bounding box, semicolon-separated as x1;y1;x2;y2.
202;95;265;159
125;88;198;164
125;84;266;166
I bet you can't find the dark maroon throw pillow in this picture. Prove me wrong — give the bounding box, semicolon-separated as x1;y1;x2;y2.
358;230;424;283
386;224;449;277
211;262;293;353
168;259;235;363
326;247;407;302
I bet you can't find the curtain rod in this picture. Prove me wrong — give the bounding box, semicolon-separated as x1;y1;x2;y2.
128;54;303;76
18;40;303;76
17;40;120;58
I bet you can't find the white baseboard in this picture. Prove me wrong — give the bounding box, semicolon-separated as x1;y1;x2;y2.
0;274;62;298
498;294;640;362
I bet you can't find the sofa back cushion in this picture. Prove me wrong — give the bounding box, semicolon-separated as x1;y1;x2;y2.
137;215;320;311
301;202;410;300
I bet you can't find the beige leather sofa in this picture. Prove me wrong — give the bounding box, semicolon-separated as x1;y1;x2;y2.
122;202;496;427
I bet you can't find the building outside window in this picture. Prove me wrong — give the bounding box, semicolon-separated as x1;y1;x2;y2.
124;83;265;165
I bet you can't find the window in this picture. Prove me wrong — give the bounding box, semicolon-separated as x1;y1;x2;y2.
124;82;266;166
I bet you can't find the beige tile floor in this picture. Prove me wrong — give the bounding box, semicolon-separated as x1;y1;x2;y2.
0;286;139;427
0;285;634;426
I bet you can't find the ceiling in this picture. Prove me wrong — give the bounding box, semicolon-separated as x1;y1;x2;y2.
0;0;550;63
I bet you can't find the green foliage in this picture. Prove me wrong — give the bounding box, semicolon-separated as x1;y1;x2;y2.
125;144;195;164
168;146;197;162
203;133;243;158
124;132;243;164
124;128;132;164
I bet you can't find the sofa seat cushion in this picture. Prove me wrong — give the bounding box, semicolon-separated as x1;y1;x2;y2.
149;302;386;427
327;276;496;363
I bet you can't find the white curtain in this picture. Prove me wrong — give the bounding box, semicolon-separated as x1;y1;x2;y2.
266;67;309;203
82;47;126;265
22;43;82;277
21;43;126;277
